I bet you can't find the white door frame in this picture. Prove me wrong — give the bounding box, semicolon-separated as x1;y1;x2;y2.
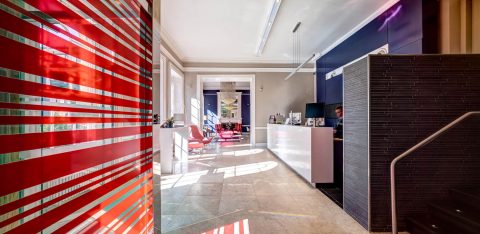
196;74;256;145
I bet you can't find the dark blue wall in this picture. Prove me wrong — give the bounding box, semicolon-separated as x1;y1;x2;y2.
316;0;424;127
203;90;250;132
203;90;218;128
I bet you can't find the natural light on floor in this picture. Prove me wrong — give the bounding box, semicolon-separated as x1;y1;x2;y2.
160;161;278;190
201;219;250;234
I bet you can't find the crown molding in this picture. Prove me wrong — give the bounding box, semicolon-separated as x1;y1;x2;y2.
160;44;185;72
183;67;314;73
160;28;185;61
182;57;315;64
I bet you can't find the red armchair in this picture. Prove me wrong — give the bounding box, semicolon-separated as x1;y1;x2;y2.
189;125;213;145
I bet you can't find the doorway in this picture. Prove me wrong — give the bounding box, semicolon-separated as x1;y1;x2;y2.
196;75;256;145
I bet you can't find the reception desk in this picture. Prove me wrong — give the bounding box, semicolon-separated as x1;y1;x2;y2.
267;124;333;184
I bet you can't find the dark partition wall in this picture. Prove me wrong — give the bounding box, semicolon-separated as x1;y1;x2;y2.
343;57;370;229
368;54;480;231
343;54;480;232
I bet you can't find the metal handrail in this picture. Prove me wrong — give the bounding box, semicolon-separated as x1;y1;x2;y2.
390;111;480;234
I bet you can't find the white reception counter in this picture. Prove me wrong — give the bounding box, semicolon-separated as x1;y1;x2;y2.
267;124;333;184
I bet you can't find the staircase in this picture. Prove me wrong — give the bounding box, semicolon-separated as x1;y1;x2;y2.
406;187;480;234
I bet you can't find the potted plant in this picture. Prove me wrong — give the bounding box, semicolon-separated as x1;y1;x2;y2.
165;116;174;128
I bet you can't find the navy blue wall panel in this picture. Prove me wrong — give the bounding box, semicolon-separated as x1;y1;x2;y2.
325;75;343;104
316;0;424;105
241;93;250;131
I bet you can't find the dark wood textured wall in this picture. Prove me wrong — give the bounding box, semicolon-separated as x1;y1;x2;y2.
343;57;370;229
368;54;480;231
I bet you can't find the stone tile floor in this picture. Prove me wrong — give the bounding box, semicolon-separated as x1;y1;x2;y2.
155;139;372;234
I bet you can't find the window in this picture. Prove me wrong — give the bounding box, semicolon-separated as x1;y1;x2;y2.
169;65;184;117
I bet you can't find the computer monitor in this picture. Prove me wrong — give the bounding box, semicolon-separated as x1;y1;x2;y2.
305;103;325;118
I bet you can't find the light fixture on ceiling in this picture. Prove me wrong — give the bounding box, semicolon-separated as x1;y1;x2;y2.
256;0;282;57
284;53;317;80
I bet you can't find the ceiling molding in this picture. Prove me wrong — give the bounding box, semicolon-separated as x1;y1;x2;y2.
160;27;185;60
183;67;314;73
160;44;185;72
318;0;400;59
182;57;314;64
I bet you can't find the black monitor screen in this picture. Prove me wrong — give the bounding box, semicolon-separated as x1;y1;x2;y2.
305;103;325;118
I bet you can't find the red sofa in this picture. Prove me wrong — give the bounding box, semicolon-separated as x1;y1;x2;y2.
215;123;242;139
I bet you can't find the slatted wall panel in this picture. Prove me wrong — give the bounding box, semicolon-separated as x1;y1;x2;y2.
0;0;154;233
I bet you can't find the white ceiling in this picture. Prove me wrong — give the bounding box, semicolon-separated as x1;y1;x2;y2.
161;0;398;63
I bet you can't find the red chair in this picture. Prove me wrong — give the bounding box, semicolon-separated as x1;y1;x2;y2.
215;123;242;140
233;123;242;134
189;125;213;145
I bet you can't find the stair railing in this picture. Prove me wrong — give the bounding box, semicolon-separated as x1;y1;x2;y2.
390;111;480;234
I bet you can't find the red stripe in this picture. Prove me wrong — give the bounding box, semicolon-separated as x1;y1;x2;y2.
225;222;235;234
0;125;151;156
0;157;151;228
0;77;151;110
0;152;151;215
51;172;152;234
103;193;152;233
81;186;152;233
25;0;152;66
66;0;152;61
2;1;141;73
84;1;147;46
115;2;142;30
0;116;148;125
0;137;152;196
147;216;154;234
108;196;153;233
0;37;152;101
128;203;153;234
0;10;151;87
0;103;147;116
5;167;152;234
240;219;245;234
115;194;153;233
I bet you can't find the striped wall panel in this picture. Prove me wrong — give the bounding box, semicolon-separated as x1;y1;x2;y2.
0;0;154;233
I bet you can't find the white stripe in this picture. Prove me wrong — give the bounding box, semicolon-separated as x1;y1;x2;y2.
234;221;240;234
0;92;152;114
0;122;148;135
243;219;250;234
0;109;148;119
